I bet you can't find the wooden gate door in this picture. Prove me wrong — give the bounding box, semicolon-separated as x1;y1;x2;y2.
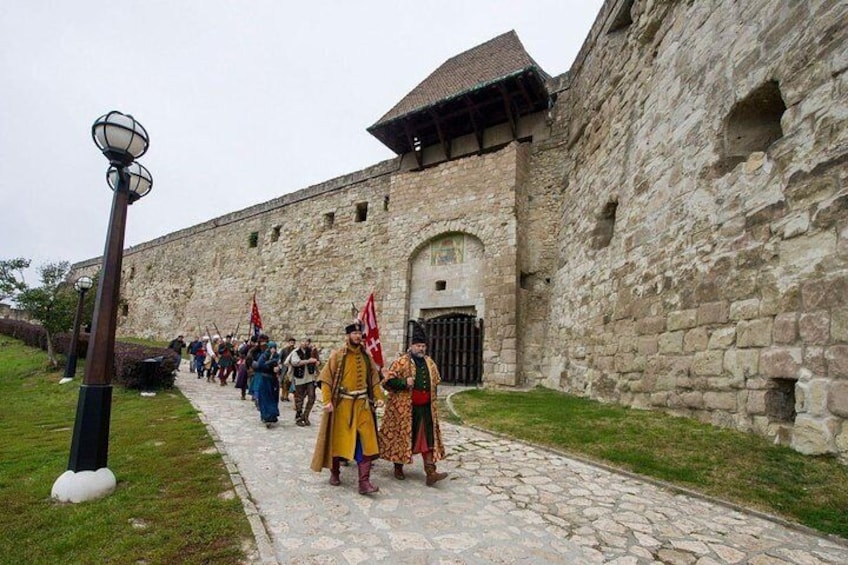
406;315;483;385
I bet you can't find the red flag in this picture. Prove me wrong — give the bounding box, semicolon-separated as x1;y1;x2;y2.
358;292;384;367
250;295;263;337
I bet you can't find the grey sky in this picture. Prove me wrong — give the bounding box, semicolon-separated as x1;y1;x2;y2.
0;0;603;285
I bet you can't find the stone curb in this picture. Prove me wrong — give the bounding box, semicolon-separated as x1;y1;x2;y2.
443;389;848;549
193;409;279;565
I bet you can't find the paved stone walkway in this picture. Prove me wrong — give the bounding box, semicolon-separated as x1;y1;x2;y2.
174;369;848;564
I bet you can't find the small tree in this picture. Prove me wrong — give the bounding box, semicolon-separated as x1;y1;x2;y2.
15;261;76;368
0;257;30;303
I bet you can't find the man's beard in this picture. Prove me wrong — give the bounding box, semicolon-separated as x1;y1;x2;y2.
410;349;425;358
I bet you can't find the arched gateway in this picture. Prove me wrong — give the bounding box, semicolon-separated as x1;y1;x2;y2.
406;233;485;384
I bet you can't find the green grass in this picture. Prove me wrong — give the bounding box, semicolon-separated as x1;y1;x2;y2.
0;337;253;564
450;387;848;539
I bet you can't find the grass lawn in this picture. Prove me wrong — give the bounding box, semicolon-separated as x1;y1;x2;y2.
450;387;848;540
0;337;253;564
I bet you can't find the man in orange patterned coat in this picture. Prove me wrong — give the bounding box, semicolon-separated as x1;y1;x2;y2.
378;322;447;486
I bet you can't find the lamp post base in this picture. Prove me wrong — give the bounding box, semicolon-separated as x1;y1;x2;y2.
51;468;116;503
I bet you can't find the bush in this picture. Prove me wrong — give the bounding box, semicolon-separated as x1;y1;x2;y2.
0;319;48;349
0;320;176;390
113;342;177;390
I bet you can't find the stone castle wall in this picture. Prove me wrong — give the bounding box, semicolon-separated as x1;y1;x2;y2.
76;144;524;380
524;0;848;457
73;0;848;459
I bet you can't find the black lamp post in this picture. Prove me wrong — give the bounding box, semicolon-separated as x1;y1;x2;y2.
59;276;94;385
52;111;152;503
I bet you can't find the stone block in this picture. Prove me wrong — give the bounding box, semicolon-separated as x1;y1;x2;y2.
747;390;767;415
799;311;830;345
805;347;827;377
655;373;677;391
837;428;848;465
827;345;848;379
707;376;736;391
791;415;838;455
803;276;848;311
828;381;848;418
802;379;830;417
737;318;774;348
704;391;738;412
614;353;646;373
832;308;848;342
759;347;802;379
667;309;697;331
682;392;704;409
772;313;797;344
684;327;709;352
729;298;760;321
637;315;666;335
692;351;724;376
724;349;759;380
657;331;684;354
637;335;658;355
650;392;669;407
697;301;729;325
595;355;615;371
708;326;736;349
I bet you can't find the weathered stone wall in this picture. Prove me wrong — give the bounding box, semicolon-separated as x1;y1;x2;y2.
72;0;848;460
75;142;523;380
382;144;524;384
529;0;848;458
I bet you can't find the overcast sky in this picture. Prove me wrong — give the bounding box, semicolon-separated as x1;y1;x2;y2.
0;0;604;286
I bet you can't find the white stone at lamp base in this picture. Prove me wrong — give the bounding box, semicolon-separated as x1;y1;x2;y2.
51;468;116;503
58;377;73;385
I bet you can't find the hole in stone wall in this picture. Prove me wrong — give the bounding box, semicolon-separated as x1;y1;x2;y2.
324;212;335;229
435;280;447;291
765;378;797;423
591;200;619;249
355;202;368;222
271;226;281;242
383;195;390;211
248;231;259;248
121;303;129;317
720;80;786;170
608;0;635;33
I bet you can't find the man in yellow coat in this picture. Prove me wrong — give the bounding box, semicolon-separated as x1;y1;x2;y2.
379;322;447;486
310;322;384;494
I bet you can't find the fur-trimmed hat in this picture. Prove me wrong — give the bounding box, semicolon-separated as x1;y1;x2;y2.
345;322;363;334
410;321;428;345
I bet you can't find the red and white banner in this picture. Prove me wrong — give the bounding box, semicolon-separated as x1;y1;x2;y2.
250;295;263;337
358;292;384;367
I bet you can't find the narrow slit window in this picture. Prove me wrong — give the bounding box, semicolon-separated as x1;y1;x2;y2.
324;212;335;229
356;202;368;222
608;0;634;33
271;226;281;242
592;200;618;249
435;280;447;291
248;231;259;248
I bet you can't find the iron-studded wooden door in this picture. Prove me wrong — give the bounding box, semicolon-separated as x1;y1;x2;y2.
406;315;483;385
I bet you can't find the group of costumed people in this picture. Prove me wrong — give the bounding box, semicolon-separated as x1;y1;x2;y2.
239;335;320;428
311;320;448;495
